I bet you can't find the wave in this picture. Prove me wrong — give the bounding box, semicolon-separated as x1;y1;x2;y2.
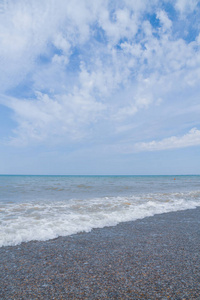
1;190;200;247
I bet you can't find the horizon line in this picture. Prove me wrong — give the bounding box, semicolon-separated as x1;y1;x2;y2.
0;174;199;176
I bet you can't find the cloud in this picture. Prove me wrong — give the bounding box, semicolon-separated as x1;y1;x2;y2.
134;128;200;152
156;10;172;32
175;0;199;15
2;89;106;146
0;0;200;149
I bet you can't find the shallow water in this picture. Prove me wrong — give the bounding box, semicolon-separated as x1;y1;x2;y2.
0;175;200;246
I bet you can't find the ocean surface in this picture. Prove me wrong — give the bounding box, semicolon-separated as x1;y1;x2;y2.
0;175;200;247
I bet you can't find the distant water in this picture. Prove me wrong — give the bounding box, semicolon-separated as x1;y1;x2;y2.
0;175;200;247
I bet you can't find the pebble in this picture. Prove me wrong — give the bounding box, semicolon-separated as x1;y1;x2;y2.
0;208;200;299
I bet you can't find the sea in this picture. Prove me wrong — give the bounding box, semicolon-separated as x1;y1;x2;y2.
0;175;200;247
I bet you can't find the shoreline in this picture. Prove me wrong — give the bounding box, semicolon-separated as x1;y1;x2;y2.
1;208;200;299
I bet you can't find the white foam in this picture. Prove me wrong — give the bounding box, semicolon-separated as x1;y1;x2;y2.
0;190;200;247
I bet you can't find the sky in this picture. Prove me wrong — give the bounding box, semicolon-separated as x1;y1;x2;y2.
0;0;200;175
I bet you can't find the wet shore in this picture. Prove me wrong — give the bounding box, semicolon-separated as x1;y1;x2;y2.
1;208;200;299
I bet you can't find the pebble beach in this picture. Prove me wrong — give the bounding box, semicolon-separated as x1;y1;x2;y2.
1;208;200;299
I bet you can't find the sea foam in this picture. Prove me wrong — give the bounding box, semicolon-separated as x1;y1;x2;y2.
1;190;200;247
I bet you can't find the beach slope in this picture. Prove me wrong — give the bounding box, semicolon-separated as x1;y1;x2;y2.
0;208;200;299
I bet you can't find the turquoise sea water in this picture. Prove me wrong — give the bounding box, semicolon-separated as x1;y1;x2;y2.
0;175;200;247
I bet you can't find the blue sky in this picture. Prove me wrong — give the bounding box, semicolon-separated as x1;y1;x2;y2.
0;0;200;175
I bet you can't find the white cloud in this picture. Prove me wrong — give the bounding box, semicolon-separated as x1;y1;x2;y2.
2;89;106;146
175;0;199;14
156;10;172;32
0;0;200;149
134;128;200;152
0;0;103;92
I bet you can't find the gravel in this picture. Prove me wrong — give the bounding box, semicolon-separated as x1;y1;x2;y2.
0;208;200;299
